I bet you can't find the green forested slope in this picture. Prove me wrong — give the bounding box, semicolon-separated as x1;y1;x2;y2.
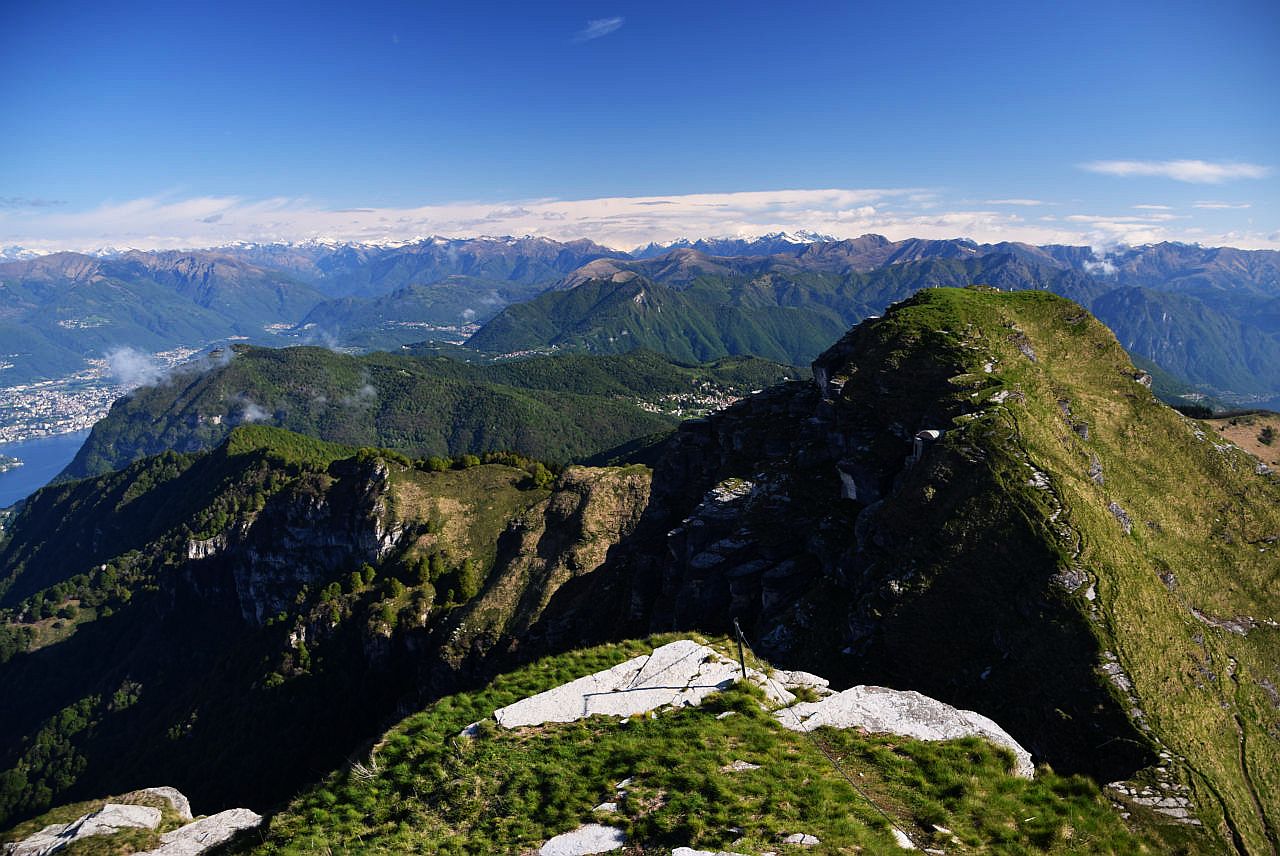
465;255;1104;366
62;347;794;479
0;426;650;828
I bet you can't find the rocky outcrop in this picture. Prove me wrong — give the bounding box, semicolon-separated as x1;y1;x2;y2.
2;790;260;856
481;639;1027;856
137;808;262;855
138;787;192;821
1108;774;1200;826
538;823;626;855
6;804;161;856
474;640;1032;785
180;458;398;625
782;832;822;846
776;685;1035;778
482;640;792;730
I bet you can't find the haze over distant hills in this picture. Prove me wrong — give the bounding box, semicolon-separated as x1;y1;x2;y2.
0;251;323;382
2;233;1278;406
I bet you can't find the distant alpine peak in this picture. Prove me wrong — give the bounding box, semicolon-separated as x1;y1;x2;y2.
629;230;840;258
84;245;142;257
4;243;138;258
0;245;48;261
767;229;839;244
675;229;838;246
204;235;570;253
214;236;421;251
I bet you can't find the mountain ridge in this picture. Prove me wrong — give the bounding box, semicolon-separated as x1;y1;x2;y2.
1;288;1275;851
467;242;1280;399
4;234;1279;405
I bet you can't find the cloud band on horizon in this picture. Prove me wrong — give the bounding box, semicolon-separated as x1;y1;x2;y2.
1;187;1277;254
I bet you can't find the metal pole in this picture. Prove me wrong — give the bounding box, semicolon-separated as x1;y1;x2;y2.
733;618;747;681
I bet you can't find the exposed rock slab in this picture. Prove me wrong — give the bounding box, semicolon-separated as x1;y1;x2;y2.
136;808;263;855
1107;779;1202;826
782;832;821;846
140;787;193;821
538;823;625;855
492;640;793;729
773;670;829;691
488;640;1030;785
776;685;1034;778
891;827;918;849
720;760;761;772
8;803;162;856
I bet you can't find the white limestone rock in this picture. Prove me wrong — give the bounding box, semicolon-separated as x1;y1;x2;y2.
137;808;263;855
782;832;821;846
720;760;761;772
8;804;162;856
776;685;1034;778
672;848;749;856
1;790;255;856
538;823;626;855
774;670;831;694
491;640;792;730
140;787;193;821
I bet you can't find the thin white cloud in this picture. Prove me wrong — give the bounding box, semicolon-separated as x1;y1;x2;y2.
1194;201;1251;210
0;196;67;209
1080;159;1271;183
1132;204;1173;210
573;17;623;42
983;198;1049;206
2;188;1276;253
1066;212;1182;223
105;346;164;388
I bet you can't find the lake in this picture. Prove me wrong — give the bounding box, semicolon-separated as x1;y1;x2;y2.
0;430;91;508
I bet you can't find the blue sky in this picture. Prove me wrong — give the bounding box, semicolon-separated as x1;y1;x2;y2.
1;0;1276;250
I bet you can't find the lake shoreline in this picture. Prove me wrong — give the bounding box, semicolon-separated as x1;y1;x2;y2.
0;430;91;508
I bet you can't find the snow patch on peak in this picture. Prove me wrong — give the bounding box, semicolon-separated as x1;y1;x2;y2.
0;245;49;261
764;229;837;244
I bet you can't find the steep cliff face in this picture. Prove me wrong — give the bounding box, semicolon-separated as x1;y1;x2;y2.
179;458;400;625
414;464;652;692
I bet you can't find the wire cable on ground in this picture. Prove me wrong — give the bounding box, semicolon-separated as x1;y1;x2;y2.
735;626;918;851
